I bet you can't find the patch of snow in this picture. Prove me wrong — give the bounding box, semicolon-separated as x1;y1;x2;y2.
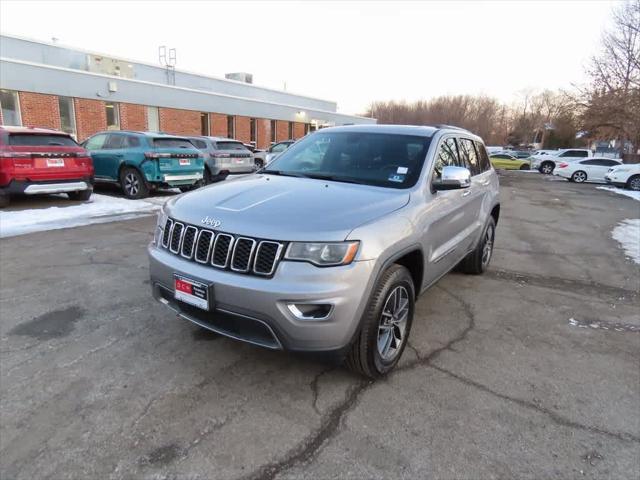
611;219;640;265
0;193;168;238
597;186;640;202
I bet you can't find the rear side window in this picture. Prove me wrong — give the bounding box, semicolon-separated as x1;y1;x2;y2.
8;134;77;147
104;134;127;149
474;141;492;172
432;137;462;179
561;150;589;158
192;139;207;149
127;136;141;148
215;141;247;151
153;138;194;149
458;138;480;175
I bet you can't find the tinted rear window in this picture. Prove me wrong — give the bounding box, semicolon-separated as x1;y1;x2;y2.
152;138;194;149
8;134;77;147
216;141;247;151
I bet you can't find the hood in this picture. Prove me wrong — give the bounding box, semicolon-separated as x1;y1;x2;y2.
167;174;410;241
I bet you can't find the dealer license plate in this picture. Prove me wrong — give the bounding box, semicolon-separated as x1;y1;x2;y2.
46;158;65;167
174;274;209;310
179;158;190;166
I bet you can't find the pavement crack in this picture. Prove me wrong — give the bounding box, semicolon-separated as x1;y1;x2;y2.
429;364;640;444
309;366;337;416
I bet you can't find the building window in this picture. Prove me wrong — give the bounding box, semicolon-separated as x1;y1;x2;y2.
147;106;159;131
250;118;257;143
270;120;276;143
227;115;235;138
0;89;21;126
200;112;210;136
105;102;120;130
58;96;76;137
288;122;293;139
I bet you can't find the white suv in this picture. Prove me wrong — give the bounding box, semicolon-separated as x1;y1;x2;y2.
604;163;640;191
531;149;592;174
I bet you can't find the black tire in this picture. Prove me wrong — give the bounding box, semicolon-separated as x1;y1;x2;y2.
519;164;530;171
68;189;92;201
458;216;496;275
345;264;415;378
255;159;264;169
571;170;587;183
539;162;554;174
204;167;215;185
626;175;640;191
0;194;9;208
120;167;149;199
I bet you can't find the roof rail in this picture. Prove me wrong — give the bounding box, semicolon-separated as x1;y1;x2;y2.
434;124;467;131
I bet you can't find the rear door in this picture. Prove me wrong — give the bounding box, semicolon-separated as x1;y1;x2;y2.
459;137;491;241
588;159;622;181
84;133;114;180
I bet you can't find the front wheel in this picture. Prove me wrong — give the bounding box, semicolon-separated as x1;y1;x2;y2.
345;264;415;378
458;216;496;275
120;167;149;199
68;189;92;201
540;162;554;174
626;175;640;191
571;170;587;183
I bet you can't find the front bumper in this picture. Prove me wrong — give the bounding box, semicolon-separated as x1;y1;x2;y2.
604;176;626;187
0;177;93;195
148;243;376;352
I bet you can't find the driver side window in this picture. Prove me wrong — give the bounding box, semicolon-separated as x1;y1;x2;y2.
432;137;461;180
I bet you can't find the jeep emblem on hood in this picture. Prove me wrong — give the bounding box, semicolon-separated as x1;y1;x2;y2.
201;216;221;228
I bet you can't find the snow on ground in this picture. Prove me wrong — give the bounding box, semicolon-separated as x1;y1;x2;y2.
0;193;169;238
597;186;640;202
611;219;640;265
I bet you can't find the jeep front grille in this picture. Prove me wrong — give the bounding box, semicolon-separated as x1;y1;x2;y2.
161;218;285;277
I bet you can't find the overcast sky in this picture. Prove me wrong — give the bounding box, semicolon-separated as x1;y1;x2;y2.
0;0;618;115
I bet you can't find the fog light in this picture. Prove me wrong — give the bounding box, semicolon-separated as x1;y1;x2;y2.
287;303;333;320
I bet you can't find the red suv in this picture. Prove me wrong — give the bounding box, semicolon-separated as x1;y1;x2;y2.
0;126;94;207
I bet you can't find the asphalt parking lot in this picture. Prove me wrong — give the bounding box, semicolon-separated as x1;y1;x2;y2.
1;172;638;479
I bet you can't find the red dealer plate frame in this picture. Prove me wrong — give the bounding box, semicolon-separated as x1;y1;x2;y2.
179;158;191;166
174;274;210;311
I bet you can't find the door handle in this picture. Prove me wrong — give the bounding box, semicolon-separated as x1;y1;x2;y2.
462;190;471;197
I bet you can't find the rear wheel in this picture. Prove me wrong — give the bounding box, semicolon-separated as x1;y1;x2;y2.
571;170;587;183
458;216;496;275
345;264;414;378
255;159;264;169
120;167;149;199
68;189;92;201
540;162;554;174
627;175;640;191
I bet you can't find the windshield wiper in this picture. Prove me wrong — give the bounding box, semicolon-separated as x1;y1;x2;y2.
260;170;307;178
301;173;368;185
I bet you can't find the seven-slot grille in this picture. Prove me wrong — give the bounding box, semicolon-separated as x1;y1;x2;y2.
161;218;285;277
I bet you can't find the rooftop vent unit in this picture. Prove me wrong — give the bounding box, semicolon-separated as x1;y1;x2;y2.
225;72;253;84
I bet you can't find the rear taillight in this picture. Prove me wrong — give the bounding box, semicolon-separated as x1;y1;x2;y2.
558;163;568;168
144;152;172;159
0;152;31;158
213;153;230;158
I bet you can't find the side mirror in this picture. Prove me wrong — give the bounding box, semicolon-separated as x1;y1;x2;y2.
433;166;471;191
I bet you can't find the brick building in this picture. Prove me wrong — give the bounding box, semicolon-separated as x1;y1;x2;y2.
0;35;374;146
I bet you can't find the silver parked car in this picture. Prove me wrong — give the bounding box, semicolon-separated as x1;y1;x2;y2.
149;125;500;377
188;136;255;183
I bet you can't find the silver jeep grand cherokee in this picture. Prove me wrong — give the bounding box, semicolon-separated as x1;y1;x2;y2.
148;125;500;377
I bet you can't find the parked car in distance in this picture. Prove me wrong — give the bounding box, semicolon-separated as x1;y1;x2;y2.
507;150;534;159
604;163;640;191
531;148;593;174
554;157;622;183
0;126;94;207
489;153;530;170
188;137;255;184
264;140;295;165
83;131;204;199
148;124;500;378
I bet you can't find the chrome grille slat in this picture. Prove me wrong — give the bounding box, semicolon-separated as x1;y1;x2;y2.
161;218;283;277
212;234;234;268
169;222;184;253
180;226;198;259
231;238;257;272
194;230;214;264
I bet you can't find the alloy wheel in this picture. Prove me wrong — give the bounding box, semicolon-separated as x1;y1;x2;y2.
482;223;494;267
377;286;409;361
125;173;140;196
541;163;554;174
573;171;587;183
629;177;640;191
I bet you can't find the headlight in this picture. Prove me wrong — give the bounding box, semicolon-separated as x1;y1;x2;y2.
154;205;168;245
285;241;359;266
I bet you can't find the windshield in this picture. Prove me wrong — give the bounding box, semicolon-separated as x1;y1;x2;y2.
216;141;247;151
152;138;194;149
263;132;431;189
8;134;78;147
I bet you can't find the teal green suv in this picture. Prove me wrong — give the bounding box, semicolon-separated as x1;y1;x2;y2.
83;131;204;199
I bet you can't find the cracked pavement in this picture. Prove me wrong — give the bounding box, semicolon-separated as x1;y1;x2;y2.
1;172;639;479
